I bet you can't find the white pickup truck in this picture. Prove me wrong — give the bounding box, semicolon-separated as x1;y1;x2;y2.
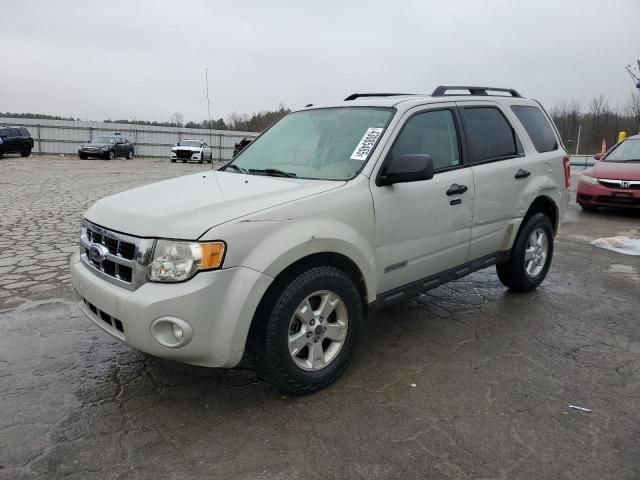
71;86;570;394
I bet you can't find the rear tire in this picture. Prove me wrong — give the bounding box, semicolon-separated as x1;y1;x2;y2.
126;149;134;159
171;158;176;163
256;266;363;395
21;149;31;157
496;213;554;292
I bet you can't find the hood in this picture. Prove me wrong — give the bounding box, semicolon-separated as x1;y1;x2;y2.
173;145;202;151
83;142;112;148
593;161;640;181
84;171;344;239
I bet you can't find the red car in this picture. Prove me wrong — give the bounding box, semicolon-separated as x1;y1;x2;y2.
577;134;640;210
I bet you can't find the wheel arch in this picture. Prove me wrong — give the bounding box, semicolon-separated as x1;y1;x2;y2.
521;195;559;235
243;251;370;364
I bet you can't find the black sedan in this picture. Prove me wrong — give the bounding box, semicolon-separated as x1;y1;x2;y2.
78;136;135;160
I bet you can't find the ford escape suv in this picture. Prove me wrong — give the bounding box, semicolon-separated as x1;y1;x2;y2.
70;86;570;394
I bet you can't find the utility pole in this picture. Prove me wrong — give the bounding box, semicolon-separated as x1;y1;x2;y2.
575;124;581;155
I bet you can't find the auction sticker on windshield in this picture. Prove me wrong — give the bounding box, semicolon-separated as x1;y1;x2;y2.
350;127;383;161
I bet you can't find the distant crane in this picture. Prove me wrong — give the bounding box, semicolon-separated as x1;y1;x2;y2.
626;59;640;91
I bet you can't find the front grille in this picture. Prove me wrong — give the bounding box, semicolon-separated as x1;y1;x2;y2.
598;180;640;190
176;149;194;159
80;221;154;291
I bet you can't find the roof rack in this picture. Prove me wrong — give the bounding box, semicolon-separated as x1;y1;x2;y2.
344;93;414;101
431;85;522;98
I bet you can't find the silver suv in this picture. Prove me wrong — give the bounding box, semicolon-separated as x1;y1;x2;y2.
70;86;571;394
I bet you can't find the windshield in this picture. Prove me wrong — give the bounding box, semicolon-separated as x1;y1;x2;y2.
178;140;202;147
228;107;394;180
91;137;115;144
604;139;640;163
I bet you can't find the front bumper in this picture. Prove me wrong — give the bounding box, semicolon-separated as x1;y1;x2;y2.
79;149;109;158
577;182;640;209
70;252;273;367
171;150;203;161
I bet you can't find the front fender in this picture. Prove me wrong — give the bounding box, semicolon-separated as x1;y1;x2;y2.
216;217;377;302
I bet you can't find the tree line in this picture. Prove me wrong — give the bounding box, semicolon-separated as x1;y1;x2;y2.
550;92;640;154
5;92;640;148
1;105;291;133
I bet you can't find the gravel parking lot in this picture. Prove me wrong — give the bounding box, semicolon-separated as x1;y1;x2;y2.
1;155;639;479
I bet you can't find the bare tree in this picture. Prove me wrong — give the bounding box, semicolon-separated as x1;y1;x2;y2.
589;94;611;147
550;99;581;148
625;92;640;134
169;112;184;127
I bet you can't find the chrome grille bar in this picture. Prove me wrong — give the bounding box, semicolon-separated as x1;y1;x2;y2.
79;220;155;291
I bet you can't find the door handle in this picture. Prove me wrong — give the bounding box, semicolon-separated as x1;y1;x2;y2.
446;184;468;196
515;169;531;179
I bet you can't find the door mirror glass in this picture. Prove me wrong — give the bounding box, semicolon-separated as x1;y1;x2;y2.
378;154;434;186
593;152;603;161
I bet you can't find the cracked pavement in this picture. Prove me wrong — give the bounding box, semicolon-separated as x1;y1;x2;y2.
1;157;640;479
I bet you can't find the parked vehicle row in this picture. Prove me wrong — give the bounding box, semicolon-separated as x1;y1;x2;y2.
70;86;571;394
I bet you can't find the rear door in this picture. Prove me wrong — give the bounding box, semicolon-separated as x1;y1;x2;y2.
8;128;21;152
459;102;540;260
371;104;475;293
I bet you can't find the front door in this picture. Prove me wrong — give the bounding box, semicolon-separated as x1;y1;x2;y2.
371;106;475;294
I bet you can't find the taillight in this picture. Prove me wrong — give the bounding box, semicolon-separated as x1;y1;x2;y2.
562;156;570;189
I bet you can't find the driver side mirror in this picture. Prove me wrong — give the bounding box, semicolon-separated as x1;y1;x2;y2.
593;152;604;161
377;154;434;186
176;142;181;146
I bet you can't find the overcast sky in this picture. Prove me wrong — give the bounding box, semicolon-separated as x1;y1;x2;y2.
2;0;639;123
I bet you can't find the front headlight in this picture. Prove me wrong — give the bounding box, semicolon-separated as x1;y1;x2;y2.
148;240;225;282
579;174;599;185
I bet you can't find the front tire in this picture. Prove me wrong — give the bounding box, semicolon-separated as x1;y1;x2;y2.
256;266;363;395
496;213;554;292
79;154;88;160
106;150;115;160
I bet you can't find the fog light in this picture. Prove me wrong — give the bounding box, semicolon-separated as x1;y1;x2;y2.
150;316;193;348
172;323;184;341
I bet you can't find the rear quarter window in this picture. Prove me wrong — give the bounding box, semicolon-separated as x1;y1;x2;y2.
511;105;558;153
19;128;30;137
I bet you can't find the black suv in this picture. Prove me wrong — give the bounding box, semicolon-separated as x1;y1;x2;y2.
0;127;34;158
78;136;135;160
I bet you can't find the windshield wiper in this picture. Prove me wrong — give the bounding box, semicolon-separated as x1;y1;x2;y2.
248;168;297;178
222;164;248;174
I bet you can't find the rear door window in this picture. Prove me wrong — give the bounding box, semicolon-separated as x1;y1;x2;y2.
10;128;21;137
462;107;518;163
511;105;558;153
